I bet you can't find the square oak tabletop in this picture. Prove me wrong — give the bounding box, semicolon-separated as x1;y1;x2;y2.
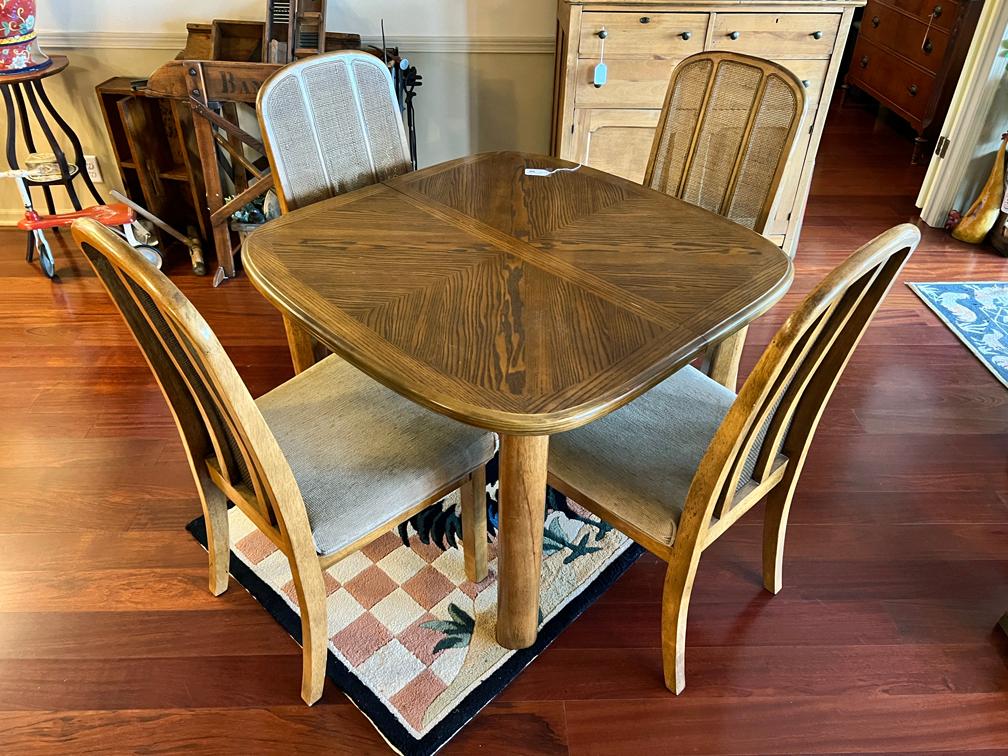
244;151;792;436
243;151;792;650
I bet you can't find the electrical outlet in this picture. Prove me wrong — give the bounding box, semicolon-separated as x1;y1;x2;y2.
28;152;103;183
84;155;102;184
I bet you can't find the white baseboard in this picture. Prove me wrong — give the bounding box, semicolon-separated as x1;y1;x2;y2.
40;31;555;55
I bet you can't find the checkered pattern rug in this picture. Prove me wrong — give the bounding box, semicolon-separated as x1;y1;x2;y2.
187;482;640;755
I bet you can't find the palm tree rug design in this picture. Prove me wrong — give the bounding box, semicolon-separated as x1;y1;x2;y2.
187;454;641;755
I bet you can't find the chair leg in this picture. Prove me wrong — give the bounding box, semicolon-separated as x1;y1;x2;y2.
290;561;329;706
660;556;699;694
200;480;230;597
461;466;489;583
707;325;748;391
762;481;798;595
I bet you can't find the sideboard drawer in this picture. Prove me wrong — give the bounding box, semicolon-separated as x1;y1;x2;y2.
859;0;950;75
575;57;681;108
579;12;708;59
781;59;830;112
849;37;936;124
710;12;841;58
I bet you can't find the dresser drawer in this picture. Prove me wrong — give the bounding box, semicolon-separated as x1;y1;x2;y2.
710;13;841;59
781;59;830;112
575;57;681;109
860;0;950;74
882;0;959;31
849;37;936;124
579;12;708;59
575;56;829;114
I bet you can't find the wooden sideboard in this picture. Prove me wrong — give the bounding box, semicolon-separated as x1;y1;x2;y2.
844;0;982;164
551;0;864;256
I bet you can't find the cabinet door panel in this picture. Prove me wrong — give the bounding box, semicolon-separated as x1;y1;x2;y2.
572;109;661;184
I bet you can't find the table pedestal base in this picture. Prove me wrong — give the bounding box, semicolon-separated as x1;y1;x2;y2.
495;434;549;650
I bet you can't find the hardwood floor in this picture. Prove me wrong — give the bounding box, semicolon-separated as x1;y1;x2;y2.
1;102;1006;754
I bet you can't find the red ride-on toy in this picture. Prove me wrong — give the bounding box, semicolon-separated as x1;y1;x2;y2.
2;169;160;278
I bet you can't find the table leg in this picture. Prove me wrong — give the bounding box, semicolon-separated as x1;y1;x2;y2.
283;314;319;374
496;433;549;649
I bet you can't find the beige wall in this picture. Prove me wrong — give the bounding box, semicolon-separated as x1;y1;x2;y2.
1;4;556;221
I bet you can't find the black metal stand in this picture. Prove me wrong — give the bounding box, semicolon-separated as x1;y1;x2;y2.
0;55;102;216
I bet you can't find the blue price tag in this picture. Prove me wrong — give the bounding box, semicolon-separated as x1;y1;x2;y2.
593;62;608;88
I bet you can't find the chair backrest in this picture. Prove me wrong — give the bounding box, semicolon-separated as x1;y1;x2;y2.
644;52;807;234
70;218;311;551
683;223;921;533
257;50;412;213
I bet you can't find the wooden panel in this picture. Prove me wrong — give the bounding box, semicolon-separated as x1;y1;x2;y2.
780;58;830;110
572;109;661;183
579;12;708;58
765;127;814;238
710;12;841;58
860;0;951;75
574;57;682;109
882;0;960;30
849;36;936;126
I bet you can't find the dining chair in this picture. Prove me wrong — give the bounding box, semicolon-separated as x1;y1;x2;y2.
547;223;921;694
256;49;414;372
645;51;808;390
71;218;495;706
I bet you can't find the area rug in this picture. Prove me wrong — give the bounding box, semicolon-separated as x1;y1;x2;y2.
908;282;1008;388
186;455;641;755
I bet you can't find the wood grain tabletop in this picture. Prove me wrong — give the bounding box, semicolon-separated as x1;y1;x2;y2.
243;151;792;434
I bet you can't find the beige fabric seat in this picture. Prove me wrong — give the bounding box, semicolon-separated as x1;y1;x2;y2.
550;366;734;547
258;355;496;557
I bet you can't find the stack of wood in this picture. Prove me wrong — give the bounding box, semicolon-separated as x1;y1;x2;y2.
175;4;361;65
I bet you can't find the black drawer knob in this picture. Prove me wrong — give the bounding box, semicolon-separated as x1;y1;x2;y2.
923;38;934;54
597;29;608;39
871;16;880;27
812;30;823;39
729;31;740;40
639;16;651;24
860;55;869;68
932;5;943;18
802;79;811;88
909;84;919;96
680;31;692;40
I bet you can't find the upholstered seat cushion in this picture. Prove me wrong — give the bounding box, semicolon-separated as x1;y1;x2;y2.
256;356;496;557
549;365;735;547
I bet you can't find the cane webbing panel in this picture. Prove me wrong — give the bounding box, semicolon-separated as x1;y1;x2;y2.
649;58;713;198
648;54;803;234
681;61;762;218
725;75;798;231
260;51;412;211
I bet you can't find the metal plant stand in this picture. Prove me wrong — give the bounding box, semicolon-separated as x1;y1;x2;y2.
0;55;102;217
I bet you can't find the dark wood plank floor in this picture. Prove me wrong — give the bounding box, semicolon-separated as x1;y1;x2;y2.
1;103;1006;754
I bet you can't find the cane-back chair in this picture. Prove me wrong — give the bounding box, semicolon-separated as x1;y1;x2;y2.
257;50;414;373
548;223;921;694
646;51;808;390
71;218;494;706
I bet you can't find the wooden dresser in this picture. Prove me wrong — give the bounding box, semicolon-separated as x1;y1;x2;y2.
551;0;863;256
844;0;983;164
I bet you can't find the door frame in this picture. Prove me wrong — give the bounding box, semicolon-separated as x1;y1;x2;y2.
916;3;1008;227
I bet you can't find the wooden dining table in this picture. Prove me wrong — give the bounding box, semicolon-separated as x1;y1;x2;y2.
242;151;792;650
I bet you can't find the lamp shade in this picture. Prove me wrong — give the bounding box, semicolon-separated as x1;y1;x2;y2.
0;1;50;75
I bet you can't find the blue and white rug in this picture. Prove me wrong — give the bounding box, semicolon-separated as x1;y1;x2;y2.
908;282;1008;388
